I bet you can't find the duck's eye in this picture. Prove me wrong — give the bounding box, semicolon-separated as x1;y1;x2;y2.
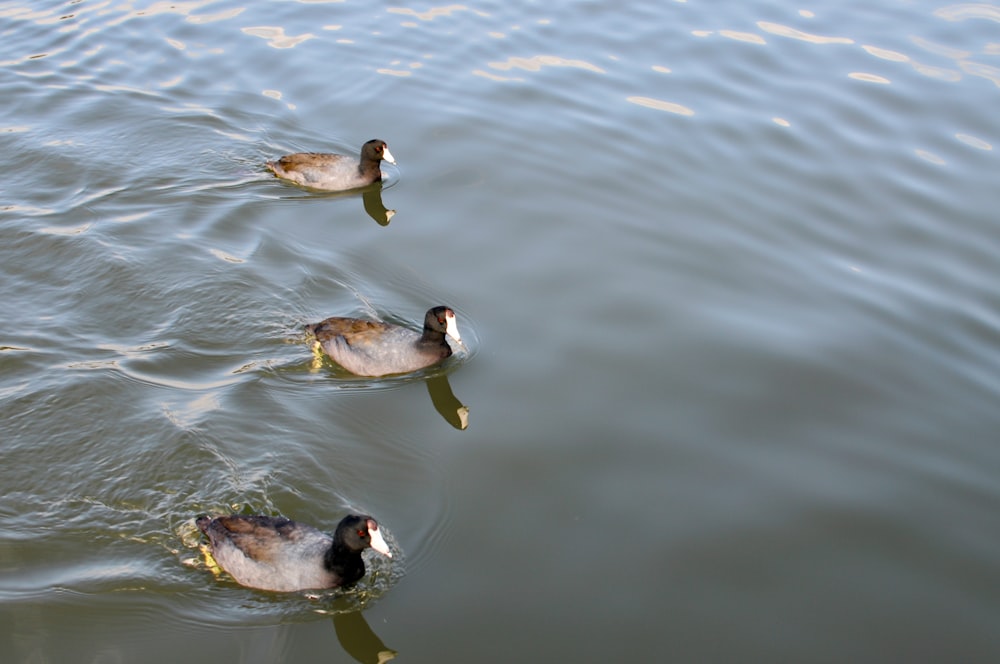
357;529;367;538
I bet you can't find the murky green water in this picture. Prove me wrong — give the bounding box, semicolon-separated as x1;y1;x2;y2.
2;1;999;661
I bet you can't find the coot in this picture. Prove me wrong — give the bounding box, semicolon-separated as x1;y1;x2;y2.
195;513;392;592
307;306;463;377
266;139;395;191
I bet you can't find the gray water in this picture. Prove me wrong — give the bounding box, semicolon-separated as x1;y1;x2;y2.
2;0;1000;662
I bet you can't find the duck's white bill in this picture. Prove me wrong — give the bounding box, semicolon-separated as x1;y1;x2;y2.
368;521;392;558
444;313;466;351
382;147;396;164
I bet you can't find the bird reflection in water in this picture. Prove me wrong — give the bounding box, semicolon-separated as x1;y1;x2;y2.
307;357;470;430
332;610;397;664
425;374;469;430
362;187;395;226
273;182;396;226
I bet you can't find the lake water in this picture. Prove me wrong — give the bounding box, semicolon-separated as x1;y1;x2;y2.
2;0;999;661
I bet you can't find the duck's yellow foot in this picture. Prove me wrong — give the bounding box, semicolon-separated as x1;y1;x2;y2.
310;340;325;371
200;543;223;577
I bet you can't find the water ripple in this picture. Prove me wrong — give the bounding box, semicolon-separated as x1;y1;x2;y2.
756;21;854;45
934;4;1000;23
241;26;316;49
626;96;695;116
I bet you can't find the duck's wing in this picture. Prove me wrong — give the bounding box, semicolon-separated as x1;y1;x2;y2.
310;318;391;367
272;152;347;169
308;318;419;376
308;317;392;343
267;153;358;186
207;515;311;565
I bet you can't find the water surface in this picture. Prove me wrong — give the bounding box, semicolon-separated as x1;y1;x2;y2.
2;0;1000;661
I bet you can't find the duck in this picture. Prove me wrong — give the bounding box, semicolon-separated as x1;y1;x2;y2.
195;513;392;592
307;306;463;377
266;139;395;191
